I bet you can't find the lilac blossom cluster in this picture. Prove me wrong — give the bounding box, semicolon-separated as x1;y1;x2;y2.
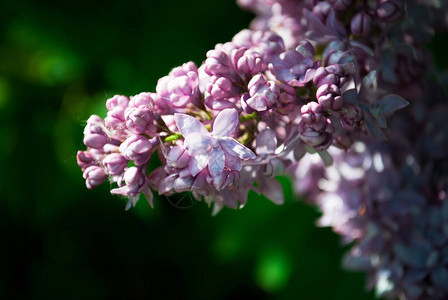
77;0;448;298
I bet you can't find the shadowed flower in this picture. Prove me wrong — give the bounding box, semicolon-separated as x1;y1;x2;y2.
298;102;335;151
269;40;320;87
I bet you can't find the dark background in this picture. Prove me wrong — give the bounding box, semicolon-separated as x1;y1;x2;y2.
0;0;376;298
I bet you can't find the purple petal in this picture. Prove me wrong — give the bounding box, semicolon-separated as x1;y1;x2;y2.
174;113;208;136
110;185;130;196
158;174;177;194
173;176;194;192
225;153;242;171
256;129;277;155
259;177;284;205
219;137;256;160
189;154;209;176
295;40;315;60
208;147;225;177
246;95;267;111
212;108;239;137
143;186;154;208
184;133;212;155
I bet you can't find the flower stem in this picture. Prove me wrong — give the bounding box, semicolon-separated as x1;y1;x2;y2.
239;112;258;123
164;133;183;142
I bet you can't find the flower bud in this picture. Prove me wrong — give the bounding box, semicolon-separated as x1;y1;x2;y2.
122;167;148;196
205;49;234;77
156;62;200;108
298;102;335;151
124;105;157;135
316;84;343;111
276;91;297;115
269;40;318;87
204;75;242;111
111;166;149;198
232;30;285;64
83;165;107;190
83;115;108;149
313;64;347;87
351;12;372;36
241;74;280;113
312;1;331;22
165;146;190;170
340;104;364;131
231;47;264;75
212;169;240;191
77;150;97;170
103;153;128;175
119;135;153;166
376;0;404;22
328;0;353;11
106;95;129;112
104;95;129;132
207;76;238;100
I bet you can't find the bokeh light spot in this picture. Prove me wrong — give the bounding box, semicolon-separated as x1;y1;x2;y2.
255;247;292;293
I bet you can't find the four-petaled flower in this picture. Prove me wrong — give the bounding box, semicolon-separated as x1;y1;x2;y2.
174;108;256;178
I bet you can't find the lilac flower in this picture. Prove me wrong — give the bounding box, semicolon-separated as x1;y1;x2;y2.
253;128;285;205
351;12;372;36
102;153;128;175
323;41;357;67
164;145;190;171
111;166;153;209
204;75;242;110
174;108;256;177
288;152;325;200
276;88;297;115
83;115;109;149
269;40;320;87
212;169;240;192
128;92;156;109
77;149;101;171
204;48;238;79
342;71;409;140
313;64;349;88
83;165;107;190
156;62;200;108
76;0;448;297
124;105;157;135
328;0;353;11
316;83;343;111
312;1;332;22
119;135;154;166
232;29;285;65
303;6;347;44
241;74;280;113
340;104;364;131
376;0;404;22
231;47;265;75
298;102;335;151
105;95;129;132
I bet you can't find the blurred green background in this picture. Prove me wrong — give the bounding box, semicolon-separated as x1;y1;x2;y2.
0;0;375;298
